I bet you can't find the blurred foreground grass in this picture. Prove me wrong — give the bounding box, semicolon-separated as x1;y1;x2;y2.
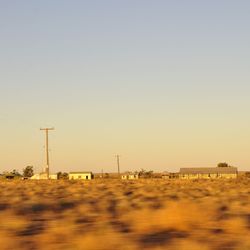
0;178;249;250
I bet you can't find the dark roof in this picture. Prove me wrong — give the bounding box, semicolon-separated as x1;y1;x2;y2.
179;167;238;174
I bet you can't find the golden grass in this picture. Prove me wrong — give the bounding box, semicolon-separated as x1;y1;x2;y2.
0;178;249;249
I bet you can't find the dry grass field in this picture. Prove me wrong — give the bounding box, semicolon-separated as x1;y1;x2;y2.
0;178;249;250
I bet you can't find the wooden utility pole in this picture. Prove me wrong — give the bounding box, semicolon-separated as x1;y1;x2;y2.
115;155;121;177
40;127;54;179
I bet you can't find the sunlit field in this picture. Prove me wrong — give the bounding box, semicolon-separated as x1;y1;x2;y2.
0;178;249;250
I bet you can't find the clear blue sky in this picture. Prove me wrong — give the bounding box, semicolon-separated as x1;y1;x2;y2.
1;1;250;173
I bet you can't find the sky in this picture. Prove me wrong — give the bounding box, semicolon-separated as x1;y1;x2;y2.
0;0;250;173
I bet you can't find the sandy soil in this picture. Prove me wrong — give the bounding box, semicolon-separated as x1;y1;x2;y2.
0;178;249;250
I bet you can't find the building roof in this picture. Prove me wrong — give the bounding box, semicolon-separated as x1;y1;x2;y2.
179;167;238;174
69;172;92;174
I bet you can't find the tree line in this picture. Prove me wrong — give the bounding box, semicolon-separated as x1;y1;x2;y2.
0;166;68;179
0;166;34;179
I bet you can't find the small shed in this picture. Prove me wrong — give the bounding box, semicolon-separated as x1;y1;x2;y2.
69;172;94;180
179;167;238;179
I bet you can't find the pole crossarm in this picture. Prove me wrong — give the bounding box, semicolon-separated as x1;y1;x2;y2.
40;128;54;131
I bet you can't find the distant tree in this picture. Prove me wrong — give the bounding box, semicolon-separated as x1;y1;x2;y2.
145;170;154;178
138;169;154;178
1;170;21;179
57;172;69;179
217;163;229;168
138;168;146;177
23;166;34;177
11;169;21;176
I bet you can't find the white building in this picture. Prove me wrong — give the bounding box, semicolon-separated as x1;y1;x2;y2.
49;174;58;180
30;173;58;180
121;173;139;180
69;172;93;180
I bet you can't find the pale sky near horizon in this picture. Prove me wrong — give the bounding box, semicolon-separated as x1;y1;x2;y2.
1;1;250;173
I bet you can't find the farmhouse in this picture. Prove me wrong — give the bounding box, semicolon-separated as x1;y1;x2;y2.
69;172;94;180
179;167;238;179
121;173;139;180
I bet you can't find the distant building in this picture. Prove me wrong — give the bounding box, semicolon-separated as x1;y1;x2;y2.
30;173;58;180
30;174;40;180
162;174;170;179
121;173;139;180
49;174;58;180
69;172;94;180
179;167;238;179
162;173;179;179
39;173;49;180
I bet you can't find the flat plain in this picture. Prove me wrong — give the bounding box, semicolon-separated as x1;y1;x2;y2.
0;178;249;250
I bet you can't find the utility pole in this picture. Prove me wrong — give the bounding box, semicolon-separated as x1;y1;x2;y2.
115;155;121;178
40;127;54;179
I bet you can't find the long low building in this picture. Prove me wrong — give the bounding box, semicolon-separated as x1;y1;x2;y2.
69;172;94;180
179;167;238;179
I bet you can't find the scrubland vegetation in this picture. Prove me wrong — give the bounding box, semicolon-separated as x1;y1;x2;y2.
0;178;249;250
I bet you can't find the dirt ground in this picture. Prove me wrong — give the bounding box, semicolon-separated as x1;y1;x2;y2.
0;178;249;250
